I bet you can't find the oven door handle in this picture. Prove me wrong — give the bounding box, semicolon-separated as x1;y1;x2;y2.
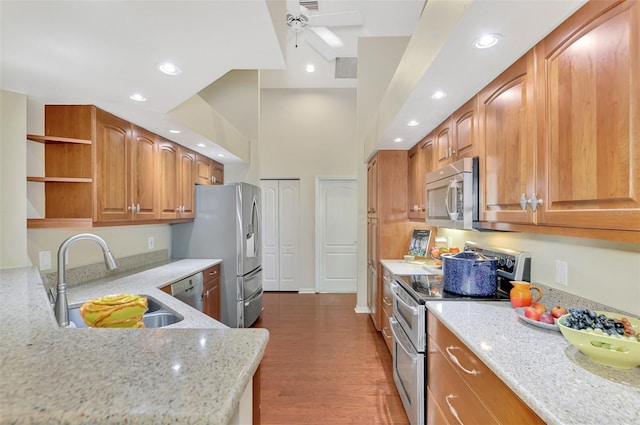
391;283;419;316
389;317;419;361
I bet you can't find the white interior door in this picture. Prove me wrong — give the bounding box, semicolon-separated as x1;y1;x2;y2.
278;180;300;291
316;178;357;292
261;180;279;291
260;179;300;291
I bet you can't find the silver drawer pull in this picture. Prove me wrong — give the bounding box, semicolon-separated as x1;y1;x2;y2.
446;346;479;376
381;326;392;339
445;394;464;425
382;296;392;306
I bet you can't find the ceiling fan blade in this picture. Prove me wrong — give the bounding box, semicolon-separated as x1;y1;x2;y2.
305;32;337;61
309;10;363;27
310;27;343;48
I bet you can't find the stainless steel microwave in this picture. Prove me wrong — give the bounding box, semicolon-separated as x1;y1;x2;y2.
424;157;478;229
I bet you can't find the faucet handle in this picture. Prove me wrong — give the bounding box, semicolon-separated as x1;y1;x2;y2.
47;287;57;307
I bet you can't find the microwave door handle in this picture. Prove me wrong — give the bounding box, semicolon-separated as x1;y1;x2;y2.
447;180;459;221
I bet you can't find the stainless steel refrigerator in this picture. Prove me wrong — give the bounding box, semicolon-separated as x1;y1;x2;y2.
172;183;263;328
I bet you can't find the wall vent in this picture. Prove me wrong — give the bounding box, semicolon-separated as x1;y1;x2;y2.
335;57;357;79
300;1;319;10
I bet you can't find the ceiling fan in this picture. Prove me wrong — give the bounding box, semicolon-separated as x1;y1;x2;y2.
286;0;363;61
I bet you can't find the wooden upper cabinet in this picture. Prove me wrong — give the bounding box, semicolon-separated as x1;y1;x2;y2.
94;109;132;222
367;156;379;217
195;154;213;185
478;51;537;225
211;160;224;185
408;133;434;221
178;147;196;219
130;125;158;221
452;96;478;160
434;117;453;168
534;0;640;232
157;138;180;220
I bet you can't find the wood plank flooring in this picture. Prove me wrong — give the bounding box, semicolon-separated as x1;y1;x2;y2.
253;292;410;425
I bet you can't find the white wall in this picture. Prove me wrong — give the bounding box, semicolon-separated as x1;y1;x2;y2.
0;90;29;269
439;228;640;316
260;88;358;294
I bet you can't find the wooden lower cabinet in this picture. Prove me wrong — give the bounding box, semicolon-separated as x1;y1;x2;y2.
381;267;394;352
427;312;542;425
202;264;221;321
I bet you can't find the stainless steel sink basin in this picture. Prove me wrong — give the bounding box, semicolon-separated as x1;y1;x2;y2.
66;295;183;328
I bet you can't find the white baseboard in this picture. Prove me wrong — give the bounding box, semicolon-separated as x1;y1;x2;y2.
354;306;370;314
298;288;316;294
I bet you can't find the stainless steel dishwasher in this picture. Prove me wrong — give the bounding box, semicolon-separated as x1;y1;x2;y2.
170;272;204;312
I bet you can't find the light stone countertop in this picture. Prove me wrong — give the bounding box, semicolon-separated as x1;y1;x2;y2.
0;260;269;425
380;258;640;425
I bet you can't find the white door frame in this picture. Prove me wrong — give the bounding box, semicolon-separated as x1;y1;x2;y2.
315;176;358;293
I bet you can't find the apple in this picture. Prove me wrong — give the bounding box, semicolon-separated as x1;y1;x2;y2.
550;305;568;319
539;313;555;324
448;246;460;254
524;307;541;321
531;302;546;314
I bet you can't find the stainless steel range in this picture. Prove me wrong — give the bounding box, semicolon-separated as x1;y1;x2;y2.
389;242;531;425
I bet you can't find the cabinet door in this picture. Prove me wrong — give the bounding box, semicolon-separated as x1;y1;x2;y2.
452;96;478;160
95;109;131;222
178;148;196;218
195;154;212;185
421;134;435;175
478;51;537;224
367;156;378;217
367;218;380;330
212;160;224;185
131;125;157;220
407;143;423;220
535;0;640;231
157;138;180;219
434;117;453;167
203;278;220;321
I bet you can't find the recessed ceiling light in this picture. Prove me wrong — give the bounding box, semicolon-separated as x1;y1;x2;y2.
129;93;146;102
158;62;182;75
217;154;225;158
306;64;315;73
393;137;403;143
407;120;419;127
473;34;501;49
197;143;206;148
431;91;447;100
169;129;181;134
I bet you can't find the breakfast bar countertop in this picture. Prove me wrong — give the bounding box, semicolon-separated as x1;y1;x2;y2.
0;261;268;425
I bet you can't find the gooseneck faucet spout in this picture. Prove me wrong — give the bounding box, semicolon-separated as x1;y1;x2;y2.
55;233;118;327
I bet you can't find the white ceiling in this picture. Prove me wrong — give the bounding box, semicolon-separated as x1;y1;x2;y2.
1;0;587;162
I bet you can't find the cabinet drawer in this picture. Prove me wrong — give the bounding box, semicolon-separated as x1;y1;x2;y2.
381;309;393;353
381;272;394;317
204;264;220;284
427;386;449;425
428;335;498;425
428;312;539;424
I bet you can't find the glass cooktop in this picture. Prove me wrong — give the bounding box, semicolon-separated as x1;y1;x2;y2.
395;274;511;304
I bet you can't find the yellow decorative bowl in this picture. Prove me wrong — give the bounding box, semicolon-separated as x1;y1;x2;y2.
80;294;148;328
558;311;639;369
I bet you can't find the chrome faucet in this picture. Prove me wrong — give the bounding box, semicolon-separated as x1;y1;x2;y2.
54;233;118;327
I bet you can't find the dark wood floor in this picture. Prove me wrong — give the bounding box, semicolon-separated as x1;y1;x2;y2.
253;292;409;425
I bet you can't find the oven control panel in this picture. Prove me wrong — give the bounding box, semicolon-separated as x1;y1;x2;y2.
463;241;531;281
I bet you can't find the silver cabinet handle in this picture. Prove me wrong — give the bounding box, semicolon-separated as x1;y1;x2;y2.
136;203;140;213
381;326;392;339
527;193;544;212
382;296;392;306
128;205;132;211
445;394;464;425
446;345;479;375
520;193;528;211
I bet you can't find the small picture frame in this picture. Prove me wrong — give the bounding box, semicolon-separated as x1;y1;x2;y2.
408;229;431;257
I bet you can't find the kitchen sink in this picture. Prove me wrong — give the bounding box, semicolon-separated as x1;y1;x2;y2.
66;295;183;328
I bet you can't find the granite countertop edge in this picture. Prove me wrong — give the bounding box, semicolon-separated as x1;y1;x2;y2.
0;260;268;425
